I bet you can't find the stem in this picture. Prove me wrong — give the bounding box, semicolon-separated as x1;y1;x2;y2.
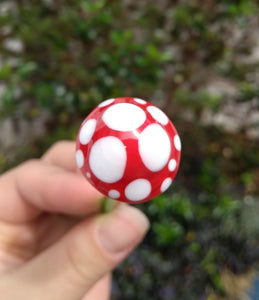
101;197;115;213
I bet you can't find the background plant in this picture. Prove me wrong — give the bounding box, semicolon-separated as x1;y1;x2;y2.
0;0;259;299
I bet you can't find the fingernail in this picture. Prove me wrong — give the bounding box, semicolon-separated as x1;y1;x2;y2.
98;204;150;254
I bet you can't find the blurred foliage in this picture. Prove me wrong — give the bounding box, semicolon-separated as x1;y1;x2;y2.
0;0;259;299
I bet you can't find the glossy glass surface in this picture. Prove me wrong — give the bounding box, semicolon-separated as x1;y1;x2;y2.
76;97;181;203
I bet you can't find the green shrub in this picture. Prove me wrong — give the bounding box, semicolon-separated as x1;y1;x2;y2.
1;1;259;299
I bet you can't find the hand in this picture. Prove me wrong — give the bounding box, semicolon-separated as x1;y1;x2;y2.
0;141;149;300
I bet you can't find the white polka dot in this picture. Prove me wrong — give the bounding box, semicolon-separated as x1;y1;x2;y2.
89;136;127;183
125;179;151;201
86;172;91;178
108;189;120;199
168;159;177;172
161;177;172;193
102;103;146;132
139;124;171;172
174;135;181;151
134;98;147;105
76;150;84;168
147;106;168;125
98;98;114;107
79;119;96;145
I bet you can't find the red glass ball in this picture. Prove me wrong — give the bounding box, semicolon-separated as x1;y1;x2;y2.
76;97;181;204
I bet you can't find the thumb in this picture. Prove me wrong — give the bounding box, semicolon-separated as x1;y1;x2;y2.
1;204;149;300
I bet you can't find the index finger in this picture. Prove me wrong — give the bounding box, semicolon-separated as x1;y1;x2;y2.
42;141;77;172
0;160;103;223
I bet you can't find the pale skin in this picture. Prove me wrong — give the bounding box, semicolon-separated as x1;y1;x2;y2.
0;141;149;300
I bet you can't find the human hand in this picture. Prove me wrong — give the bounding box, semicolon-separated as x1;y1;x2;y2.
0;141;149;300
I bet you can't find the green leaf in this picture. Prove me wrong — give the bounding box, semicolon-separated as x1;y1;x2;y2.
153;221;184;246
110;29;133;45
146;44;160;60
190;242;201;253
2;86;15;106
0;64;12;79
18;61;38;78
213;195;241;218
80;0;106;13
171;194;194;220
35;83;53;107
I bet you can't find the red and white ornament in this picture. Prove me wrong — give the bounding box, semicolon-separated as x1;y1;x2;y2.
76;97;181;204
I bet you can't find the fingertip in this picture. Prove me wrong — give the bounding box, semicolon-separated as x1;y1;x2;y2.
42;140;77;172
97;204;150;255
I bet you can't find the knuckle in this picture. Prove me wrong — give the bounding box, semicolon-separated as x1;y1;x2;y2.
50;140;73;153
19;158;40;170
52;140;68;150
42;140;75;162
